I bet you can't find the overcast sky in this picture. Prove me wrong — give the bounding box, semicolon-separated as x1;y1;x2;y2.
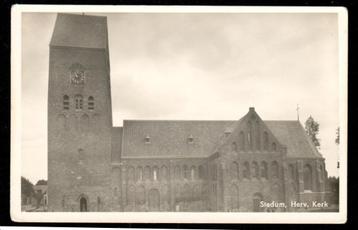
21;12;340;184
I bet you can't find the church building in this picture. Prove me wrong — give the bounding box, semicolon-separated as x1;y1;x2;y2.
47;13;328;212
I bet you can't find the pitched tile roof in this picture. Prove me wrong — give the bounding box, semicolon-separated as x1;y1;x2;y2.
115;119;322;159
266;120;322;158
50;13;108;49
120;120;234;159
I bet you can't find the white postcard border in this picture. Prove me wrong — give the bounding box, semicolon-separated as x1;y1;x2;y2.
11;4;348;223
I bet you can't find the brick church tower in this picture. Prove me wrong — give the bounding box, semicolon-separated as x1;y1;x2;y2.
48;14;113;211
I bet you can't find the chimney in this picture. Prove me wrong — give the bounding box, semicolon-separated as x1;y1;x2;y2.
249;107;255;112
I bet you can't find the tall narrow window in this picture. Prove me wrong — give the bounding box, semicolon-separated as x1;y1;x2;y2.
63;95;70;110
230;162;239;180
161;166;169;181
303;164;313;191
243;162;250;179
153;166;159;181
272;142;277;151
127;166;135;182
174;165;181;179
248;121;253;150
212;164;217;180
136;166;143;181
261;161;268;179
144;166;151;181
239;131;245;150
263;132;269;151
198;165;205;179
75;95;83;110
88;96;94;110
190;166;196;180
289;164;295;180
183;165;189;180
256;121;261;150
252;161;259;178
271;161;279;178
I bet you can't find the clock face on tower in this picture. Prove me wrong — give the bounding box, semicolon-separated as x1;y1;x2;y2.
69;63;86;85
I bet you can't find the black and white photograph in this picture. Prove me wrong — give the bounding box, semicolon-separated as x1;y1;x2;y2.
11;5;347;223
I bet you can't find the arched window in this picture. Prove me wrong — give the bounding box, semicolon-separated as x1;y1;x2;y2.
198;165;205;179
88;96;94;110
263;132;269;151
288;164;295;180
303;164;313;191
231;142;238;152
136;166;143;181
252;161;259;178
174;165;181;179
230;161;239;180
113;187;118;197
256;121;261;150
271;161;279;178
261;161;268;179
190;166;196;180
127;166;135;182
75;95;83;110
212;164;217;180
272;142;277;151
248;121;253;150
230;184;239;211
144;166;151;181
63;95;70;110
243;162;250;179
161;166;169;181
183;165;189;180
239;131;245;150
153;166;159;181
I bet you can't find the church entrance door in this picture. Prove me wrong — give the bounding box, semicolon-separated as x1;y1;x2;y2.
80;197;88;212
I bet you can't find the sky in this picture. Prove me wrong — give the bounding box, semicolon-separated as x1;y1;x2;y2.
21;12;340;184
